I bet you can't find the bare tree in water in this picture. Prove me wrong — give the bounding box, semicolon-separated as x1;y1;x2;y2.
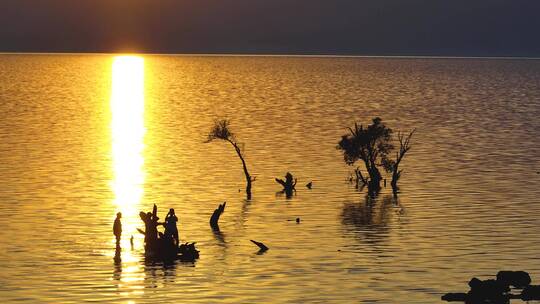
207;119;254;200
337;117;394;195
382;129;415;196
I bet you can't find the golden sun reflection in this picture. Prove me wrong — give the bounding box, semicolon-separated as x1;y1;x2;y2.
111;55;145;246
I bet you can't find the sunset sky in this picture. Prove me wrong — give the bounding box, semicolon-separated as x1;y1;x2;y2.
1;0;539;56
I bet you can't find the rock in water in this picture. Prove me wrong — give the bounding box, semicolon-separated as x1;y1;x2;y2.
521;285;540;301
467;278;510;303
444;271;538;303
496;270;531;288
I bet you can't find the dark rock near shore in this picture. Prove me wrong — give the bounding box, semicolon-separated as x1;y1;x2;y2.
467;278;510;303
469;277;510;294
443;271;536;303
521;285;540;301
496;271;531;289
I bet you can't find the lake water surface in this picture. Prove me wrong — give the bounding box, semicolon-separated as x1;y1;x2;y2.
0;54;539;303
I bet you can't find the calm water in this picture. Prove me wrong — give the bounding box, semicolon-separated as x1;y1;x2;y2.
0;54;539;303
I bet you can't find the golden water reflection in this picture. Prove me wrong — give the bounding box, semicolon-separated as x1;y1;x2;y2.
111;55;145;245
110;56;146;295
1;55;540;303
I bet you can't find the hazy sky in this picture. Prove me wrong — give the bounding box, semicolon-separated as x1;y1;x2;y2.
1;0;539;56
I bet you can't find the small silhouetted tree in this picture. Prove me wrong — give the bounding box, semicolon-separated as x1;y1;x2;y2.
207;119;254;200
337;117;393;193
382;129;415;196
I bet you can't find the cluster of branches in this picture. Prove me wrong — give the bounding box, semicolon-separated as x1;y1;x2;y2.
337;117;414;196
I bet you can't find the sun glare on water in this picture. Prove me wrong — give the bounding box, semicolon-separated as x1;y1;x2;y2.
110;56;145;242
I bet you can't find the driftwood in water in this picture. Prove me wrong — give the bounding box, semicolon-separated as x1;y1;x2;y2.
250;240;269;252
210;202;226;230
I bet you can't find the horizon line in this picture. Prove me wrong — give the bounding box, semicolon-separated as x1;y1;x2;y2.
0;51;539;60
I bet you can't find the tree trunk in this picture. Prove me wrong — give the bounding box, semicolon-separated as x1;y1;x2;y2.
368;165;382;189
210;202;226;230
391;169;398;188
391;167;401;196
391;129;415;196
232;143;252;200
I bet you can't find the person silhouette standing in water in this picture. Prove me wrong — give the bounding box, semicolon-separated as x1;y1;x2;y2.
164;208;179;246
113;212;122;246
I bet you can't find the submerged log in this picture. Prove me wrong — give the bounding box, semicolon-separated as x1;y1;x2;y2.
210;202;226;230
250;240;269;252
441;293;467;302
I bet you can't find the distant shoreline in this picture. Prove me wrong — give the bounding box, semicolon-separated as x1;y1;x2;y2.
0;52;539;60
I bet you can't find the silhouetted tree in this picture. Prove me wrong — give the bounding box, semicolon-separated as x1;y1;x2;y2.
207;119;254;200
382;129;415;196
337;117;393;193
